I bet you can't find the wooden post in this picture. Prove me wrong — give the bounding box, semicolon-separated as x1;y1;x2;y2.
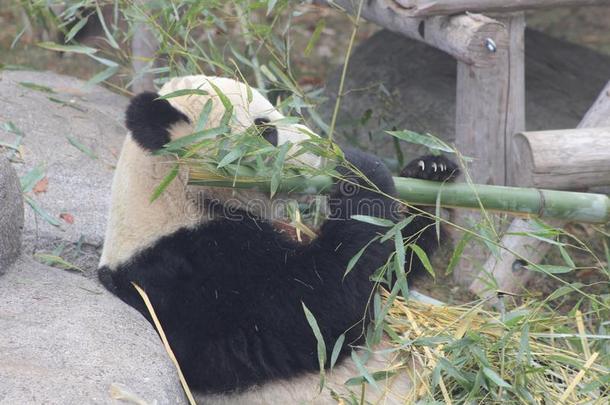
451;13;526;285
389;0;610;16
131;0;158;93
470;83;610;297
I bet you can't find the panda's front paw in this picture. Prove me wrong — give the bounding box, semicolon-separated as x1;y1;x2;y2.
400;155;459;182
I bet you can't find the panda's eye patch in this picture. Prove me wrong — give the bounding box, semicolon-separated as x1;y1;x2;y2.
254;117;278;146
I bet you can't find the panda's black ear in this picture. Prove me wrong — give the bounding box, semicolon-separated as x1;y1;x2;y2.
125;92;191;151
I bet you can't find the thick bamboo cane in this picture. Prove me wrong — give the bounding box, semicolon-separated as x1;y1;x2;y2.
188;175;610;224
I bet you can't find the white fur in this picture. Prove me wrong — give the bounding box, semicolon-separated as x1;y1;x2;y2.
197;344;413;405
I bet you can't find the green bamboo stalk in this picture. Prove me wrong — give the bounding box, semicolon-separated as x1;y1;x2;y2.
188;176;610;224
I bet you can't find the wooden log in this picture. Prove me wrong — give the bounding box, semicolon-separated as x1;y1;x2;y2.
451;14;525;286
513;127;610;190
389;0;610;17
470;79;610;297
315;0;507;66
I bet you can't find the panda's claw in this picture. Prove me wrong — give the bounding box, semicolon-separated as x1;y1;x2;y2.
400;155;459;182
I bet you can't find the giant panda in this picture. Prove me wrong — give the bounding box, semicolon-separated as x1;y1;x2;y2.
98;75;457;404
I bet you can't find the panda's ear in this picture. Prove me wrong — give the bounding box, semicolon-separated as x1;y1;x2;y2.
125;92;191;151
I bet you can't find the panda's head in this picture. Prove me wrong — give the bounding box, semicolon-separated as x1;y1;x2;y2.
126;75;321;167
100;75;322;269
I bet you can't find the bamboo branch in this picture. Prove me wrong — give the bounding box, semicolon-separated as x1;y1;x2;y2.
188;175;610;224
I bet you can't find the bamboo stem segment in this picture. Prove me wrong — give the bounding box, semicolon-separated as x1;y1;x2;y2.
189;176;610;224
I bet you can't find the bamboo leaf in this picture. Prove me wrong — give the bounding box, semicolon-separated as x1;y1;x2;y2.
380;215;414;243
162;126;228;151
207;80;233;126
394;229;405;275
482;367;511;389
409;243;435;279
194;100;214;132
305;20;325;56
1;121;24;136
438;358;472;389
217;148;245;168
447;233;470;275
64;16;89;43
329;334;345;371
34;253;84;272
150;164;179;203
345;370;397;387
10;26;26;49
19;82;55;93
157;89;209;99
351;215;395;227
386;130;454;154
559;245;576;268
349;351;379;390
24;196;61;227
526;264;574;274
38;41;97;54
344;236;380;278
270;142;291;197
95;3;120;49
301;303;326;390
20;165;45;192
87;65;119;85
67;136;97;159
547;282;584;301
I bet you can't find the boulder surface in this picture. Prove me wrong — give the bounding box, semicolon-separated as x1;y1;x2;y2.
0;70;127;271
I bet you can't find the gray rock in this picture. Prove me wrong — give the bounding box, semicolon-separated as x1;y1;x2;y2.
0;157;23;273
321;29;610;164
0;257;186;405
0;70;127;271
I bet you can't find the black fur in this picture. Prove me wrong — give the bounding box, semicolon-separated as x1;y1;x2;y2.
254;117;278;146
125;92;191;151
98;150;456;394
399;155;459;278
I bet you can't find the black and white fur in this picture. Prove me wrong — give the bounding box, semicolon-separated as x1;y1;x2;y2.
98;75;456;404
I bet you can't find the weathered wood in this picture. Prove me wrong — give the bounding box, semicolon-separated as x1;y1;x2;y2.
514;127;610;189
131;28;157;92
580;81;610;128
452;14;526;286
316;0;507;66
470;79;610;297
455;14;525;186
131;2;158;93
389;0;610;17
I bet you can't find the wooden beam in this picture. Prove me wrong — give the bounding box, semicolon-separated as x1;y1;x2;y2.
514;127;610;190
470;79;610;297
317;0;507;66
389;0;610;17
452;13;526;285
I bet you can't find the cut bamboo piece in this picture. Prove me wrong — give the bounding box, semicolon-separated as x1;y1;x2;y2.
188;175;610;224
513;127;610;190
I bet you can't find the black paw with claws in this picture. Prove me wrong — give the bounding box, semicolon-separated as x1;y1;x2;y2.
400;155;459;182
